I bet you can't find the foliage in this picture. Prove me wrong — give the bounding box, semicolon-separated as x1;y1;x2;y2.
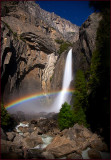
59;41;72;55
50;75;53;82
74;70;88;110
73;70;88;127
55;39;72;55
58;70;89;130
1;102;11;129
58;102;74;130
73;102;87;126
88;1;110;146
55;39;64;44
89;1;110;12
1;102;16;131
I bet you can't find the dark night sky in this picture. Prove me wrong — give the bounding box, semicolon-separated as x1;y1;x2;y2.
36;1;94;26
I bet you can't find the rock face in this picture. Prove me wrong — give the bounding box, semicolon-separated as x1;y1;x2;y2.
1;1;101;108
1;1;79;105
51;49;69;91
17;1;79;42
72;13;102;73
51;13;101;91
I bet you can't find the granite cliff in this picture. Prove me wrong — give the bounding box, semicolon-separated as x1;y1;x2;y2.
51;12;101;91
1;1;101;105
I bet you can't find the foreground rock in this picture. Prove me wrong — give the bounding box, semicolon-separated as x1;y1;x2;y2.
41;151;55;159
24;136;43;148
1;139;23;158
1;128;7;140
67;152;83;159
46;135;78;158
88;149;102;159
6;132;16;141
1;121;109;159
46;124;108;158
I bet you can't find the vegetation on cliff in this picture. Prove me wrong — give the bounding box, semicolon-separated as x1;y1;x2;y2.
58;2;110;143
1;102;11;130
55;39;73;55
58;70;88;130
73;70;88;127
87;1;110;145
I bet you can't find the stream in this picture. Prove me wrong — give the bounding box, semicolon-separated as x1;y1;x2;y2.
34;134;53;149
15;123;110;159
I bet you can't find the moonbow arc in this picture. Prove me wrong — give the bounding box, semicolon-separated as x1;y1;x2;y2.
5;89;74;110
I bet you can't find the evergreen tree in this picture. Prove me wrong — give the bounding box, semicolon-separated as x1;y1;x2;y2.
88;1;110;146
73;70;88;127
1;102;11;129
58;102;74;130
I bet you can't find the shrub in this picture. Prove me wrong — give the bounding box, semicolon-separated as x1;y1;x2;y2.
72;70;88;127
55;39;64;44
58;102;74;130
55;38;72;55
58;42;72;55
1;102;11;129
1;102;16;131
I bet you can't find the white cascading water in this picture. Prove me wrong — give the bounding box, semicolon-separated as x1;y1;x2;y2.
52;48;73;112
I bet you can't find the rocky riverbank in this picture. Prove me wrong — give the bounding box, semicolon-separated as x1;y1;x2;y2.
1;114;110;159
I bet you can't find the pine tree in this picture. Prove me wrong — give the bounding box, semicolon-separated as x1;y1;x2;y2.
58;102;74;130
73;70;88;127
88;1;110;146
1;102;11;129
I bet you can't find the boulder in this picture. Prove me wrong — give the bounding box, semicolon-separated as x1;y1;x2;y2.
38;128;43;135
41;151;55;159
1;139;22;155
24;136;43;148
28;149;43;159
60;124;91;151
1;128;7;140
18;126;29;133
6;132;16;141
1;139;11;153
30;127;42;136
13;134;25;146
46;135;79;158
30;131;38;138
88;149;102;159
89;133;99;143
30;120;37;125
1;152;23;159
62;124;92;141
82;128;92;139
23;132;30;138
52;128;60;135
67;152;83;159
90;140;108;152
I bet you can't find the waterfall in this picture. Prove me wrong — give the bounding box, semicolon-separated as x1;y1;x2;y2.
52;49;73;112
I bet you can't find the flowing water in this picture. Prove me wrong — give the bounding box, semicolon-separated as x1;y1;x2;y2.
82;147;110;159
34;134;53;149
52;48;73;112
16;122;29;133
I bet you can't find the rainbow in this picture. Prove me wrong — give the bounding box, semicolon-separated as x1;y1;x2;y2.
5;89;74;110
